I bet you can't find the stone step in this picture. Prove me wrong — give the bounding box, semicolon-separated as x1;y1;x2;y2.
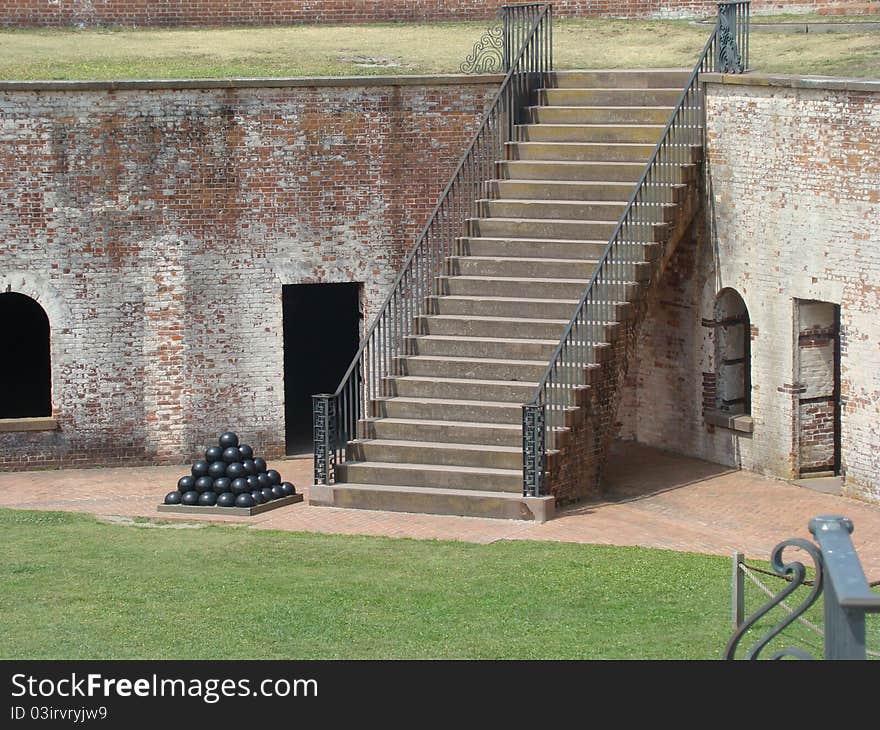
537;88;684;107
478;198;626;221
448;254;600;280
407;334;557;360
507;140;655;162
468;216;667;241
386;374;538;402
430;293;615;320
516;123;665;144
548;69;691;89
309;482;555;521
439;275;639;301
456;237;659;263
335;460;522;492
397;354;558;382
417;312;569;339
374;396;530;424
348;438;523;470
487;180;635;202
528;105;673;125
359;417;523;447
497;159;646;182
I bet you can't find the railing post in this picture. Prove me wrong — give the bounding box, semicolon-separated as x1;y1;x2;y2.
809;515;869;660
313;393;336;486
732;551;744;629
716;2;745;73
522;403;545;497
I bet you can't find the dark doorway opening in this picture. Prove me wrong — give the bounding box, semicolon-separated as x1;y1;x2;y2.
0;292;52;419
282;283;361;456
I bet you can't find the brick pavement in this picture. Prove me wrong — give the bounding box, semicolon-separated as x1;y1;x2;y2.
1;442;878;574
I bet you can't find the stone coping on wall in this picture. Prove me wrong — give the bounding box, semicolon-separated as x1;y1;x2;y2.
0;73;505;93
702;72;880;94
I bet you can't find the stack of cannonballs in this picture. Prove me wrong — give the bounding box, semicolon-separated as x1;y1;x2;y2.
164;431;297;509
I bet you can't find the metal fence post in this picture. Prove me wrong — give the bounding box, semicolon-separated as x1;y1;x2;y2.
732;551;744;629
313;393;336;486
809;515;869;660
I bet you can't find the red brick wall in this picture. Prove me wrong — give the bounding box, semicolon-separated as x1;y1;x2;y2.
1;0;876;27
0;76;497;470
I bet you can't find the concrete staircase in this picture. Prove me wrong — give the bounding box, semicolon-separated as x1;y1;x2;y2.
311;69;699;521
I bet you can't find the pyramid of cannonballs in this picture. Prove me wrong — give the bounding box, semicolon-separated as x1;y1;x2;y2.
164;431;297;509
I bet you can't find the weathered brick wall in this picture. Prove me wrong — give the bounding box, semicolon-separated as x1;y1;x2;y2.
621;75;880;505
1;0;875;27
0;76;497;469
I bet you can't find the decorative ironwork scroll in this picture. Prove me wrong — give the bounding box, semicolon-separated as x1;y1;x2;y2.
460;23;505;74
522;403;546;497
313;394;336;485
716;4;743;73
724;538;824;660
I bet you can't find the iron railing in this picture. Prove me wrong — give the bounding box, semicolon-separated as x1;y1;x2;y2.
725;515;880;660
313;3;553;485
521;1;750;497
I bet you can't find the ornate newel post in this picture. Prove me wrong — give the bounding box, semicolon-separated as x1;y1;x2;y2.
522;403;546;497
313;394;336;485
716;1;748;73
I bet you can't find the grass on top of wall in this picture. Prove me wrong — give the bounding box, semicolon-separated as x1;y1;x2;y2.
0;18;877;81
3;508;877;660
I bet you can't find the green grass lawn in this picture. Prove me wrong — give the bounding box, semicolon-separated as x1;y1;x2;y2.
0;18;877;81
3;508;874;660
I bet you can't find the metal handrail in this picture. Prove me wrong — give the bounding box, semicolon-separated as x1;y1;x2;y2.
314;3;553;485
522;1;750;497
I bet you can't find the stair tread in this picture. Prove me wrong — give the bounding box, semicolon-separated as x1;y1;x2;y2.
390;374;539;386
451;254;601;264
408;334;561;345
431;294;579;303
529;105;675;110
541;86;685;91
351;438;522;454
317;482;534;500
480;199;625;206
376;396;524;408
469;216;650;225
510;141;655;147
364;417;522;431
422;312;571;323
402;354;550;366
459;236;610;245
518;123;666;129
343;460;520;476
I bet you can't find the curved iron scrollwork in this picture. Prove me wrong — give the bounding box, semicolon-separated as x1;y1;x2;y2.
460;24;504;74
724;538;824;660
717;8;743;73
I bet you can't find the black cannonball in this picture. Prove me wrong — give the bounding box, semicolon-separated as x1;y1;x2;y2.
195;476;214;493
219;432;239;449
177;475;195;492
164;491;182;505
191;460;210;478
242;459;257;476
231;477;250;495
235;493;255;508
261;487;274;502
266;469;282;486
246;475;260;490
181;490;200;506
238;444;254;460
208;460;227;479
253;457;267;473
250;489;265;504
226;462;246;479
216;492;236;507
222;446;241;463
205;445;224;462
198;491;217;507
257;473;272;489
271;484;285;499
212;477;231;494
280;482;296;496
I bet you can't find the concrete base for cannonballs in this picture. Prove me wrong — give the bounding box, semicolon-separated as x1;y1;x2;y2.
157;493;303;516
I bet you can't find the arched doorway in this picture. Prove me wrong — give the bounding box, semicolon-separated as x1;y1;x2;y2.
0;292;52;419
714;288;751;415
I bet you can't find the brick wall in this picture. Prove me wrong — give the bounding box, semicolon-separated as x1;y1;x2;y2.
620;75;880;505
0;75;497;469
1;0;876;27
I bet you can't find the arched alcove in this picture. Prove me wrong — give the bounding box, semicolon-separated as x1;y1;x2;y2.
0;292;52;419
714;288;751;415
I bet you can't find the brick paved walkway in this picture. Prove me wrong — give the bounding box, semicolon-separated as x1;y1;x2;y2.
1;442;879;573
